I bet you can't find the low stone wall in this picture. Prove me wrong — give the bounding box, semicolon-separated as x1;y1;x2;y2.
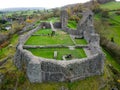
40;22;51;29
23;45;89;49
63;27;81;37
53;22;61;29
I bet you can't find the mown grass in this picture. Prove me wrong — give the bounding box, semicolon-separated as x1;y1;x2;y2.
74;39;87;45
34;29;52;34
41;17;59;22
25;31;74;45
26;48;87;60
67;20;77;29
100;1;120;10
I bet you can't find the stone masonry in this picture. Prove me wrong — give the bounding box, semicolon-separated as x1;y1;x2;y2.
14;10;105;83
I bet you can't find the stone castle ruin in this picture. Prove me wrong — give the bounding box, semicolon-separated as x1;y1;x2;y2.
14;10;105;83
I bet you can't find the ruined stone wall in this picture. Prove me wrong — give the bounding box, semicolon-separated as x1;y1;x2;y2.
40;53;104;82
61;10;68;30
14;10;105;83
15;44;104;82
60;10;82;37
53;22;61;28
62;27;81;36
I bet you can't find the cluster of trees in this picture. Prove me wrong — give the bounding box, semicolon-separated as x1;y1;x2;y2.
0;21;24;46
66;4;83;23
38;8;61;21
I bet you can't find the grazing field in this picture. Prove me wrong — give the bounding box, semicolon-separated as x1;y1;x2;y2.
26;48;87;60
100;1;120;10
95;3;120;45
25;30;74;45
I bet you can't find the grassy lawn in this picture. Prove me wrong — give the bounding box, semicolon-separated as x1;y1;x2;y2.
26;48;87;60
41;17;59;23
34;29;52;34
47;17;59;22
100;1;120;10
25;31;74;45
74;39;87;45
67;20;77;29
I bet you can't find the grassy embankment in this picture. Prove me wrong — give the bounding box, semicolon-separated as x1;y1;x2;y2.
95;1;120;45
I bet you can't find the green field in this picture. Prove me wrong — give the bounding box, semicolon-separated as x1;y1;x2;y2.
25;30;74;45
41;17;59;22
95;14;120;45
34;29;52;34
95;2;120;45
26;48;87;60
100;1;120;10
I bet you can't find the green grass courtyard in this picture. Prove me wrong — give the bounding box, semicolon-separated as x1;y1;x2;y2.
26;48;87;60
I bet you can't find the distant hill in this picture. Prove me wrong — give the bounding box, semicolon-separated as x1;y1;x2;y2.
0;7;45;12
100;1;120;10
97;0;115;4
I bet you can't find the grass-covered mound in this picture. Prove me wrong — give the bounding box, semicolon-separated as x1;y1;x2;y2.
27;48;86;60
